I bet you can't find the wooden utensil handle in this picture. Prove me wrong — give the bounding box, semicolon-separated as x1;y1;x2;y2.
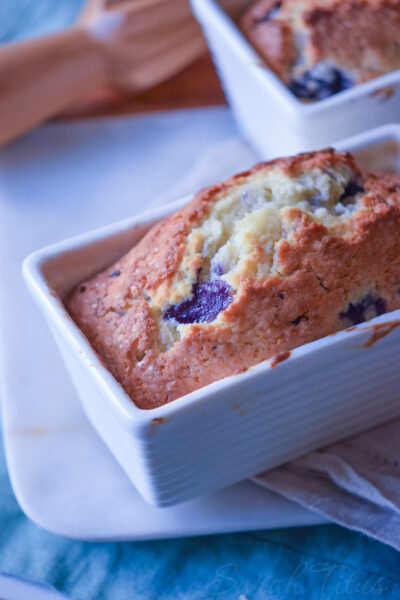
0;27;108;146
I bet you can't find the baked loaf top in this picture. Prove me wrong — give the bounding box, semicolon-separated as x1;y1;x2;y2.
66;149;400;409
241;0;400;100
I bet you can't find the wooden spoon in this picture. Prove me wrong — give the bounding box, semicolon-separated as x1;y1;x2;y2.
0;0;206;146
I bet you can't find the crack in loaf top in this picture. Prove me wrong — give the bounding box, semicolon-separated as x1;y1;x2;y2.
66;149;400;408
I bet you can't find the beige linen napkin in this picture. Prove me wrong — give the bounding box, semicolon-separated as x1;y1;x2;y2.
255;420;400;550
153;137;400;550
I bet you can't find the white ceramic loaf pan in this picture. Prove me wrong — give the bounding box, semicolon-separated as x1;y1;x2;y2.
191;0;400;158
23;124;400;507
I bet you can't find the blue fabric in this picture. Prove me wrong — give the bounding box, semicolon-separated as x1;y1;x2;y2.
0;0;83;43
1;3;400;599
2;431;400;599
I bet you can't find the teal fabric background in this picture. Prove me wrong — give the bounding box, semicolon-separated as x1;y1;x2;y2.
1;2;400;598
0;0;82;43
2;428;400;600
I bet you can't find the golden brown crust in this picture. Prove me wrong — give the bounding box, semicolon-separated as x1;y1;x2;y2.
66;149;400;409
241;0;400;87
241;0;296;82
304;0;400;79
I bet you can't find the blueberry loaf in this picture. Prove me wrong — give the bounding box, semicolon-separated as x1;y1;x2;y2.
241;0;400;100
66;149;400;409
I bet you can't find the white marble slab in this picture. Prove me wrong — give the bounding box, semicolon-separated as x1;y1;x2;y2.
0;107;324;540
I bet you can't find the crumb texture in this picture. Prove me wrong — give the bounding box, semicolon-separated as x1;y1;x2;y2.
66;149;400;408
241;0;400;100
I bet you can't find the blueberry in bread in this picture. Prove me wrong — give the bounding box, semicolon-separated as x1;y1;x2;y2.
66;149;400;408
241;0;400;100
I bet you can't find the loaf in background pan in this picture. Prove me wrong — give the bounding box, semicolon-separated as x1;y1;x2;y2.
241;0;400;100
